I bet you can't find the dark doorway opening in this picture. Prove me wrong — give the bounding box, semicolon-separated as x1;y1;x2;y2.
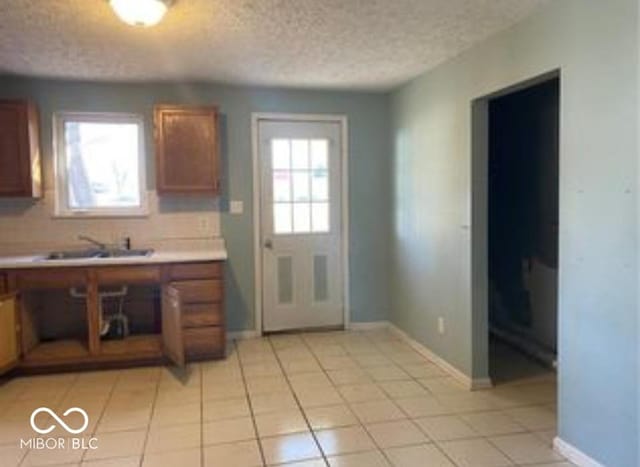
488;77;560;384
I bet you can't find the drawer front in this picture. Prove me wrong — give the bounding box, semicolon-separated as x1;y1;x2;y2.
95;266;161;285
182;303;223;328
172;280;222;304
169;262;223;281
16;269;87;290
184;326;224;358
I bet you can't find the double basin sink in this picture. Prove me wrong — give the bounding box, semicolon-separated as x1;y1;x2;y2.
45;248;153;261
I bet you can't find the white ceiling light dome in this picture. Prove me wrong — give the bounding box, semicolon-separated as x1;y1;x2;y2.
110;0;173;27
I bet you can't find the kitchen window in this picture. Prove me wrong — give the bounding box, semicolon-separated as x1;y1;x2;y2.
54;112;147;217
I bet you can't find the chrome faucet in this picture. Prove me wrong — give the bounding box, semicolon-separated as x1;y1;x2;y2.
78;235;108;250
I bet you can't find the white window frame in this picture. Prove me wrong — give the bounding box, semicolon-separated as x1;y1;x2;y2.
53;112;148;218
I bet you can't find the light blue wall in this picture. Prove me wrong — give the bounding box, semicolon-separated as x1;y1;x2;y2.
390;1;638;466
0;77;392;331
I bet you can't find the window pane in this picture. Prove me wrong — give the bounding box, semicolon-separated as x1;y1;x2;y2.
312;203;330;232
293;203;311;233
274;203;292;234
292;171;311;202
311;140;328;169
272;139;290;170
311;170;329;201
273;170;291;202
64;121;140;209
291;140;310;169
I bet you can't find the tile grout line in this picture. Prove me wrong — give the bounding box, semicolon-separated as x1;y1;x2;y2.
267;334;330;466
234;339;269;467
82;370;131;465
137;366;163;467
3;330;562;467
18;373;80;467
300;331;402;462
357;330;494;467
299;331;415;461
354;331;449;466
86;371;123;437
374;324;562;464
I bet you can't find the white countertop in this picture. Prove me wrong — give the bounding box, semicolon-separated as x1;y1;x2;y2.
0;248;227;269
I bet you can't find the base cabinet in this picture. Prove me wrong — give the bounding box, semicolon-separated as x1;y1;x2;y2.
0;261;226;375
184;327;225;359
0;294;19;373
165;264;225;365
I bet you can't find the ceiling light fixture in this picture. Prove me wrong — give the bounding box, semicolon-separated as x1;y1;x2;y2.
110;0;173;28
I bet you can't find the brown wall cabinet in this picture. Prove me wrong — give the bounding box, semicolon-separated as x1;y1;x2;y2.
154;105;221;194
0;99;42;198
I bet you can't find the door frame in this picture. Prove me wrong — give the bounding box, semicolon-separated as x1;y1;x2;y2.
251;113;350;336
470;69;561;383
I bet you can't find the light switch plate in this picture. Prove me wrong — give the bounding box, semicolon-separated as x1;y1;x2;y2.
230;200;244;215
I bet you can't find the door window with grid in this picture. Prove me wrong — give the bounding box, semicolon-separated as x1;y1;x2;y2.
272;138;330;234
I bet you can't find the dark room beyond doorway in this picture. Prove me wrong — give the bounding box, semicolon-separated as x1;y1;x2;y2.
488;77;560;382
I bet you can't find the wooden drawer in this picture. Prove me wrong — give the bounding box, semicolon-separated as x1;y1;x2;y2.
0;274;7;294
184;326;224;358
169;262;223;281
15;269;87;290
171;280;222;304
95;266;161;285
182;303;223;328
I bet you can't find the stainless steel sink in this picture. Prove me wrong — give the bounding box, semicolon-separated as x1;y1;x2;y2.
44;248;153;260
96;249;153;258
46;249;104;260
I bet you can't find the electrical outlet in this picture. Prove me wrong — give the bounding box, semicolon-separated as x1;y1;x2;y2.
438;317;445;335
230;200;244;215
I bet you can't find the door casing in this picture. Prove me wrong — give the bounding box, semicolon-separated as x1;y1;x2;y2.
252;113;350;336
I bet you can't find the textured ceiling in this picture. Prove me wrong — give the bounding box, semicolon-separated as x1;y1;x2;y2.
0;0;548;90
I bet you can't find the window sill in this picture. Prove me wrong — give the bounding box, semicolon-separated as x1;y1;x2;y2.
53;209;150;219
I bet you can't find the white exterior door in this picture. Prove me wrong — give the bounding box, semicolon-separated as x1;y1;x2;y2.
259;119;344;332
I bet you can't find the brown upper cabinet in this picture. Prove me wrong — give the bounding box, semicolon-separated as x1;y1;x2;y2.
154;105;221;194
0;100;42;198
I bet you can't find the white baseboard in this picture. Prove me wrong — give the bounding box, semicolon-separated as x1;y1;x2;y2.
387;323;481;390
349;321;391;331
227;330;260;341
348;321;491;391
553;437;605;467
469;377;494;390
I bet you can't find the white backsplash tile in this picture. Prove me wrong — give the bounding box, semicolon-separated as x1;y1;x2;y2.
0;190;222;255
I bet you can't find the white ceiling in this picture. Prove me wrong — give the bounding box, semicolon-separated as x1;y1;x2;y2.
0;0;548;91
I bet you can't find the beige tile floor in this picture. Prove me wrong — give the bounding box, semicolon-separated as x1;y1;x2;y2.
0;330;573;467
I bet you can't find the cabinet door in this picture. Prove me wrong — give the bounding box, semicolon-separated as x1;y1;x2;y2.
0;100;41;197
0;294;19;374
154;105;220;194
162;285;185;367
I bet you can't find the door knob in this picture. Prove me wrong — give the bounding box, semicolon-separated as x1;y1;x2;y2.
264;239;273;249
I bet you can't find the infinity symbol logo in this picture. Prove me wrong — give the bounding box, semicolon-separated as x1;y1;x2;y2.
30;407;89;435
